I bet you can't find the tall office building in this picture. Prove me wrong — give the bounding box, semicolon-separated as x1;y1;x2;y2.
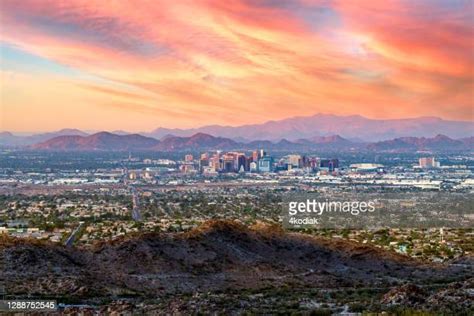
419;157;439;168
235;153;247;172
320;159;339;172
180;164;195;173
222;154;235;173
209;154;221;172
252;150;261;162
251;149;266;171
258;156;273;172
249;161;258;172
128;171;137;180
287;154;302;168
199;153;209;171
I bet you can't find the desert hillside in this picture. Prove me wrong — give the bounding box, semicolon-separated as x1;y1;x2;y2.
1;221;472;314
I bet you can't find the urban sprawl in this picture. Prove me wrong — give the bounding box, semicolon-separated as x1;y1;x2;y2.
0;149;472;263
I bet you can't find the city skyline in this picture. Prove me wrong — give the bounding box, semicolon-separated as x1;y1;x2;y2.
1;0;473;132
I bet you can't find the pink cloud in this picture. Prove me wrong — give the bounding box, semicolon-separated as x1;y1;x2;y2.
1;0;472;132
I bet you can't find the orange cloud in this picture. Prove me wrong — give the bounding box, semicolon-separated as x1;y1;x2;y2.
0;0;472;132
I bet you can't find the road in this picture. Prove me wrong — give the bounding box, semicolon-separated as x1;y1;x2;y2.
64;222;84;247
130;186;142;221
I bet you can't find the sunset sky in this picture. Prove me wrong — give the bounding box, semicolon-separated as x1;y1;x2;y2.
1;0;473;132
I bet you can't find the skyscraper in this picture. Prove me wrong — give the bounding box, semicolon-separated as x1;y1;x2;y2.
222;154;235;173
258;156;273;172
252;150;261;162
199;153;209;171
287;154;302;168
419;157;439;168
320;159;339;172
236;153;247;172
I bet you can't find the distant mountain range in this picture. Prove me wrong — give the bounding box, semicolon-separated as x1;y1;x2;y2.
0;114;474;147
30;132;159;151
145;114;473;141
2;114;472;150
0;129;88;147
154;133;238;151
29;131;474;153
368;135;474;152
30;132;239;151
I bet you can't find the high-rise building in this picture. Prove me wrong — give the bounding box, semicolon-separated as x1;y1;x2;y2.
128;171;137;180
209;154;221;172
252;150;262;162
300;156;317;172
222;155;235;173
320;159;339;172
235;153;247;172
419;157;439;168
199;153;209;171
249;161;258;172
287;154;302;168
214;152;249;173
180;164;195;173
258;156;273;172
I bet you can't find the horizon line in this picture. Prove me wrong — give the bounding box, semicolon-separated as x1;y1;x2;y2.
3;112;474;135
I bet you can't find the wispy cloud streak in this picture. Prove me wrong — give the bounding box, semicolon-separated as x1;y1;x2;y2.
1;0;472;131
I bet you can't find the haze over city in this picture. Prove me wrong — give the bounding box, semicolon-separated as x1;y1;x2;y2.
1;0;473;133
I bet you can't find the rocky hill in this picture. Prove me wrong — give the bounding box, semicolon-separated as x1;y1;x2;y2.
31;132;160;151
1;221;472;313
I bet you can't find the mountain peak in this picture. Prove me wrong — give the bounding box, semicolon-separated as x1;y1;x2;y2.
308;134;350;144
433;134;452;140
189;132;215;140
90;131;114;138
31;132;159;151
160;134;177;141
145;114;473;142
0;131;14;137
57;128;85;133
368;134;465;152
